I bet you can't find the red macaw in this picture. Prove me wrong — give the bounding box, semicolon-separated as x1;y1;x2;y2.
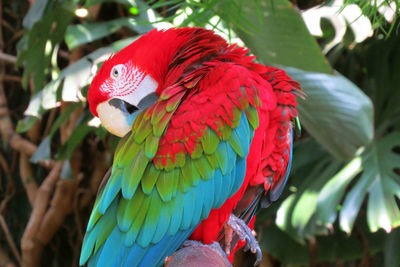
80;27;301;267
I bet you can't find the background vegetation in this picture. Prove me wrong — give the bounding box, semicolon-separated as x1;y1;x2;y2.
0;0;399;266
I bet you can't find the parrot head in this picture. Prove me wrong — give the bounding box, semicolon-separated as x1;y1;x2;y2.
87;28;191;137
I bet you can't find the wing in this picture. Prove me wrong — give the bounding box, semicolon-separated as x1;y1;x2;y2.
80;63;269;267
261;66;301;205
224;67;301;257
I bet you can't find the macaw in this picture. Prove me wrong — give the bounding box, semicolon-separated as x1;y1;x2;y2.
80;27;301;267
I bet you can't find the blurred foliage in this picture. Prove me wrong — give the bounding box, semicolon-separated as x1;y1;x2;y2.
0;0;399;266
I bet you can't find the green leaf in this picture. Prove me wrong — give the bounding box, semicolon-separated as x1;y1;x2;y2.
235;0;332;73
57;113;93;160
67;0;170;50
50;103;82;137
65;18;151;49
259;223;309;265
285;67;374;159
22;0;49;29
24;79;61;118
340;132;400;233
30;136;51;163
17;3;75;90
275;143;341;241
16;116;38;133
61;160;74;180
85;0;137;7
365;133;400;233
276;158;340;242
29;103;83;162
315;157;363;227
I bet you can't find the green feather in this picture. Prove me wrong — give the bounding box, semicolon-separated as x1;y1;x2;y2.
191;160;201;185
193;156;214;180
206;153;218;169
245;106;259;129
161;156;175;171
180;158;201;189
141;164;161;194
171;170;179;198
114;135;136;164
132;109;146;131
159;85;185;100
124;190;151;246
165;91;185;112
178;168;190;193
86;198;102;231
180;160;193;190
215;142;229;175
151;102;167;125
238;87;250;109
190;141;203;159
174;152;186;168
220;124;232;141
117;190;144;232
121;150;149;199
156;169;177;202
231;106;242;128
134;119;153;144
228;129;244;157
136;190;159;247
144;133;159;158
117;140;141;167
91;198;118;255
154;111;174;137
200;128;220;154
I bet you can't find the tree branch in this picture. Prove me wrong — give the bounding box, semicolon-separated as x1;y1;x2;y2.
165;245;230;267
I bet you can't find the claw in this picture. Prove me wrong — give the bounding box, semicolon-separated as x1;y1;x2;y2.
224;214;262;266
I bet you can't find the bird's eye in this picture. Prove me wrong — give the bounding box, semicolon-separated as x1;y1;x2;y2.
112;68;119;78
110;64;125;80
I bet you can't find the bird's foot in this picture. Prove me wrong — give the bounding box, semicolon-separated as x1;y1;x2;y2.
223;214;262;266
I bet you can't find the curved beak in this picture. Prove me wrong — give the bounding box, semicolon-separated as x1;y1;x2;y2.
96;74;159;137
97;93;158;137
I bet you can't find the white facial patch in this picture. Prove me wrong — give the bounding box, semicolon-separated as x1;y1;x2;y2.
119;75;158;107
99;63;158;107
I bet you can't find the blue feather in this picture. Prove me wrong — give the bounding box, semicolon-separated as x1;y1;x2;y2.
211;169;225;211
168;192;184;235
81;199;118;266
136;191;158;247
152;201;171;243
232;156;246;194
88;245;103;267
134;228;195;267
181;188;195;229
225;142;237;177
89;227;192;267
191;182;204;225
96;228;124;266
235;113;250;154
98;173;122;214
